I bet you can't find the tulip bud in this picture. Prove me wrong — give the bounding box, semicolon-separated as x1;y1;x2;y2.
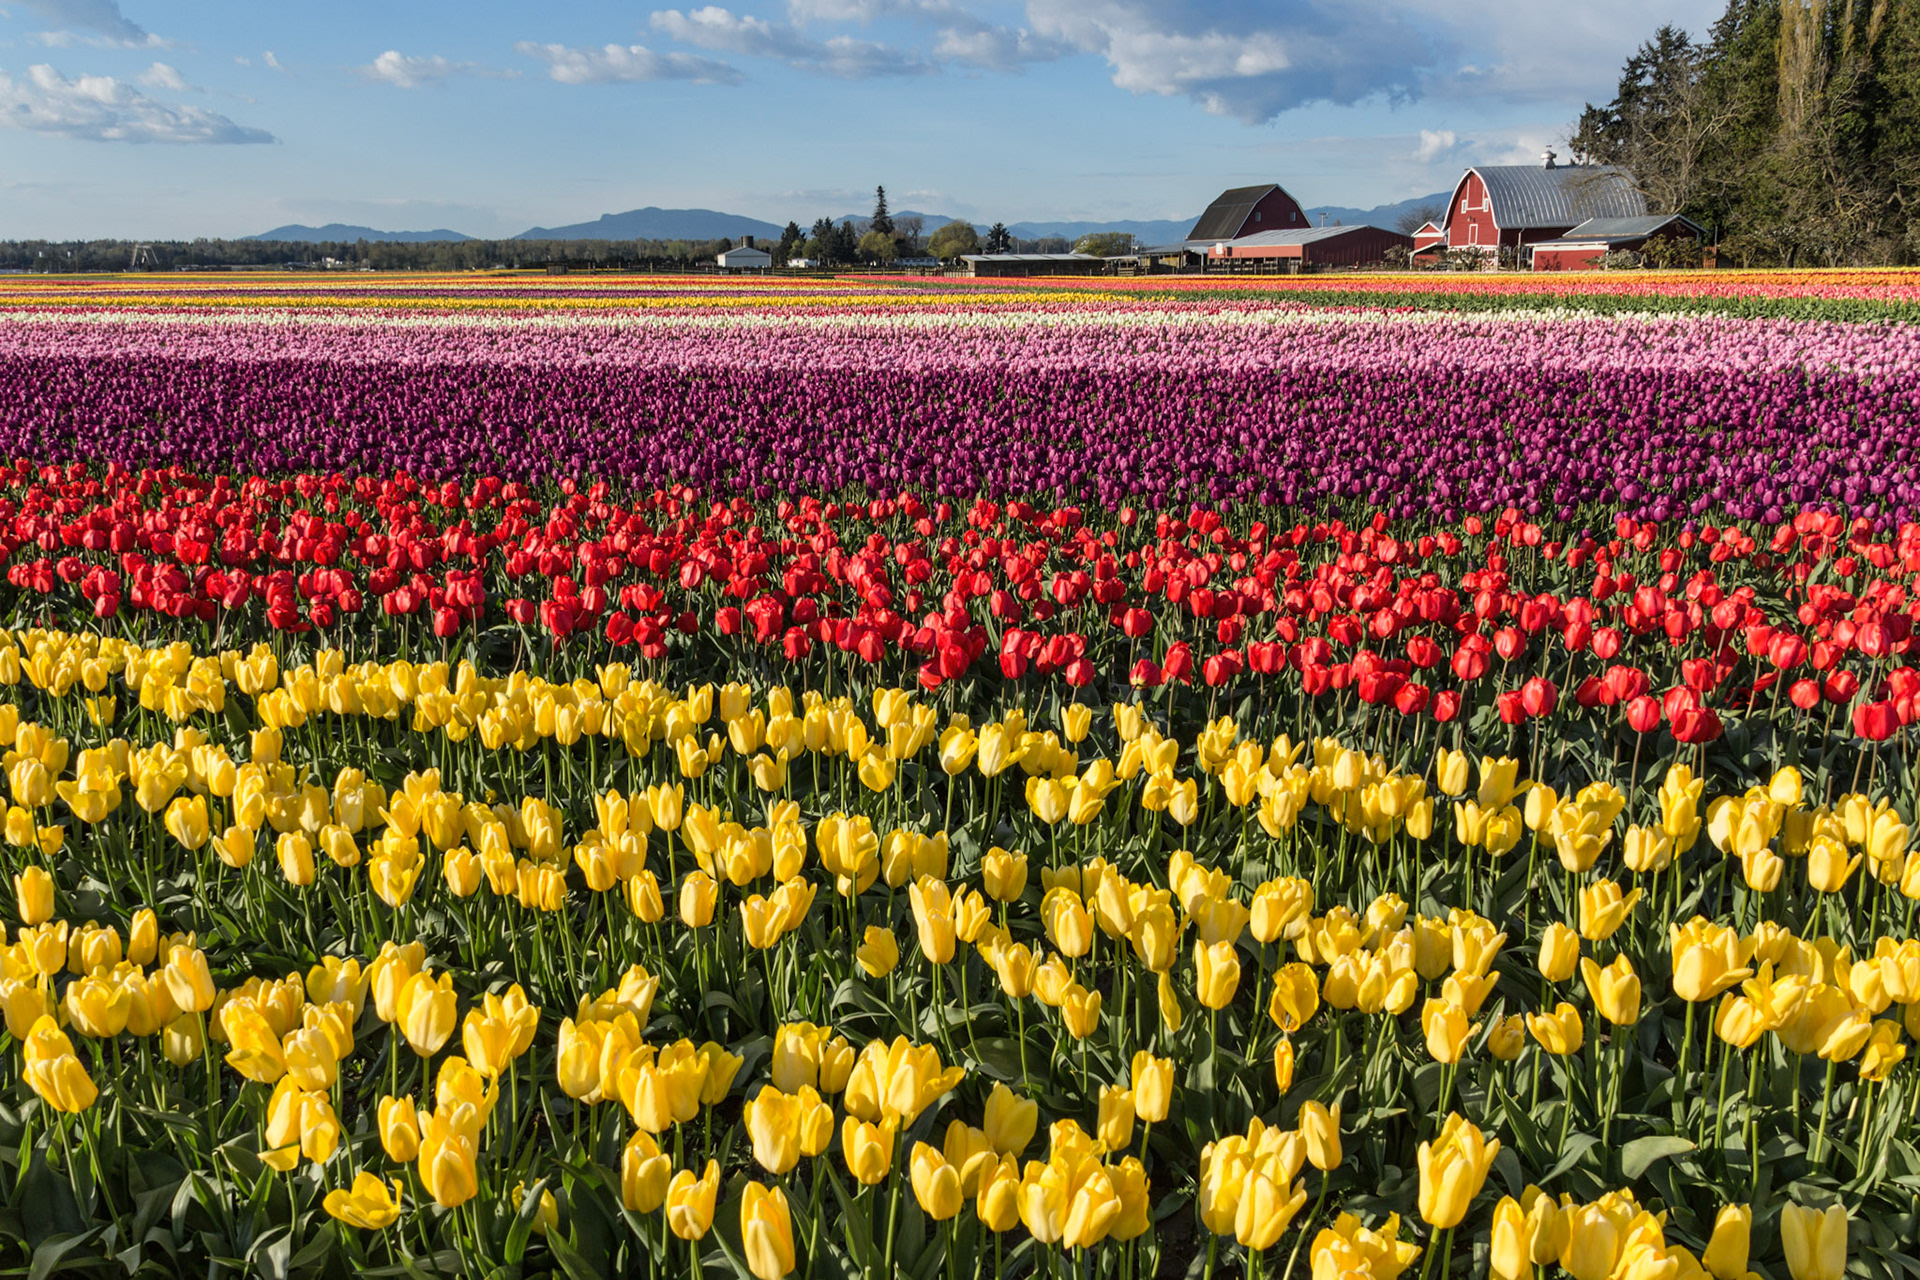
1702;1204;1751;1280
1780;1202;1847;1280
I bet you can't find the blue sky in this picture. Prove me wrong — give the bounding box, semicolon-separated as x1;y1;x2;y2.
0;0;1726;239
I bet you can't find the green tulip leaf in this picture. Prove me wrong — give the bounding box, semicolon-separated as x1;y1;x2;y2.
1619;1135;1695;1179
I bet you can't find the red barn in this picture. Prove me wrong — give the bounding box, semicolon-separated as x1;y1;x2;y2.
1444;154;1646;262
1184;184;1310;250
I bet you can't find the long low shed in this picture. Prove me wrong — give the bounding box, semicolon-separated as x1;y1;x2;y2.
1204;225;1412;267
959;253;1106;277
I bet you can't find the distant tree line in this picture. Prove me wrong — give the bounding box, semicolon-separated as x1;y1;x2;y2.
1571;0;1920;265
0;237;754;273
2;184;1110;274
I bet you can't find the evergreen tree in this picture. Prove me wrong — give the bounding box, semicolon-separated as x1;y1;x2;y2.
870;186;894;237
774;221;803;265
1573;0;1920;264
983;222;1013;253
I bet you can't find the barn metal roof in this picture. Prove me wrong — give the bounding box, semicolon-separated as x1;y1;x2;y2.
1471;165;1646;230
1210;226;1389;248
1561;214;1705;239
1187;185;1281;242
959;254;1101;262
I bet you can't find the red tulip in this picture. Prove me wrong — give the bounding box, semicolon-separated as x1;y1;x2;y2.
1161;643;1193;684
1670;705;1722;744
1520;677;1557;717
1625;696;1662;734
1451;646;1489;682
1854;701;1900;741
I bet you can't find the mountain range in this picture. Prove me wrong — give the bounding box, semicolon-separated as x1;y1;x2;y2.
249;223;475;243
248;192;1455;246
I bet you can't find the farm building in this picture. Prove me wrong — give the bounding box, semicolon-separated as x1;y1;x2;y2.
1443;153;1645;261
959;253;1106;278
1410;221;1445;261
1530;214;1709;270
1206;225;1413;269
1184;183;1310;250
717;238;772;270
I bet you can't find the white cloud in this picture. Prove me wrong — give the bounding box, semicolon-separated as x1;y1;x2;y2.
783;0;960;18
931;24;1065;71
1411;128;1457;162
1024;0;1440;122
135;59;187;91
0;63;275;142
263;50;284;72
514;40;743;85
1403;0;1722;103
649;6;931;77
17;0;158;45
360;50;475;89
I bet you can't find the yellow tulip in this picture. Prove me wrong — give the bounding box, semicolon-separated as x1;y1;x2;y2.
1422;998;1476;1064
1097;1085;1135;1151
679;871;717;927
666;1160;721;1240
1527;1003;1585;1055
1580;955;1642;1026
1299;1099;1343;1171
856;926;900;977
740;1182;796;1280
1234;1168;1308;1250
1274;1039;1295;1093
1576;879;1641;942
1267;962;1319;1031
13;865;53;925
398;971;457;1056
1194;939;1240;1010
909;1142;964;1221
323;1172;402;1230
983;1081;1039;1155
1779;1203;1847;1280
1061;983;1102;1039
1701;1204;1751;1280
1415;1113;1499;1228
622;1132;671;1212
978;1154;1022;1232
842;1115;896;1185
1490;1196;1530;1280
1131;1051;1173;1122
982;846;1028;901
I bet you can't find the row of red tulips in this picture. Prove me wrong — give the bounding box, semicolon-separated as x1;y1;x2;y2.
3;464;1918;756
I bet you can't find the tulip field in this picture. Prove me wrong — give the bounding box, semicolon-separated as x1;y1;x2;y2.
2;269;1920;1280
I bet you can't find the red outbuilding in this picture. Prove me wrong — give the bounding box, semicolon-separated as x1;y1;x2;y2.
1444;152;1646;263
1206;224;1413;269
1530;214;1709;270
